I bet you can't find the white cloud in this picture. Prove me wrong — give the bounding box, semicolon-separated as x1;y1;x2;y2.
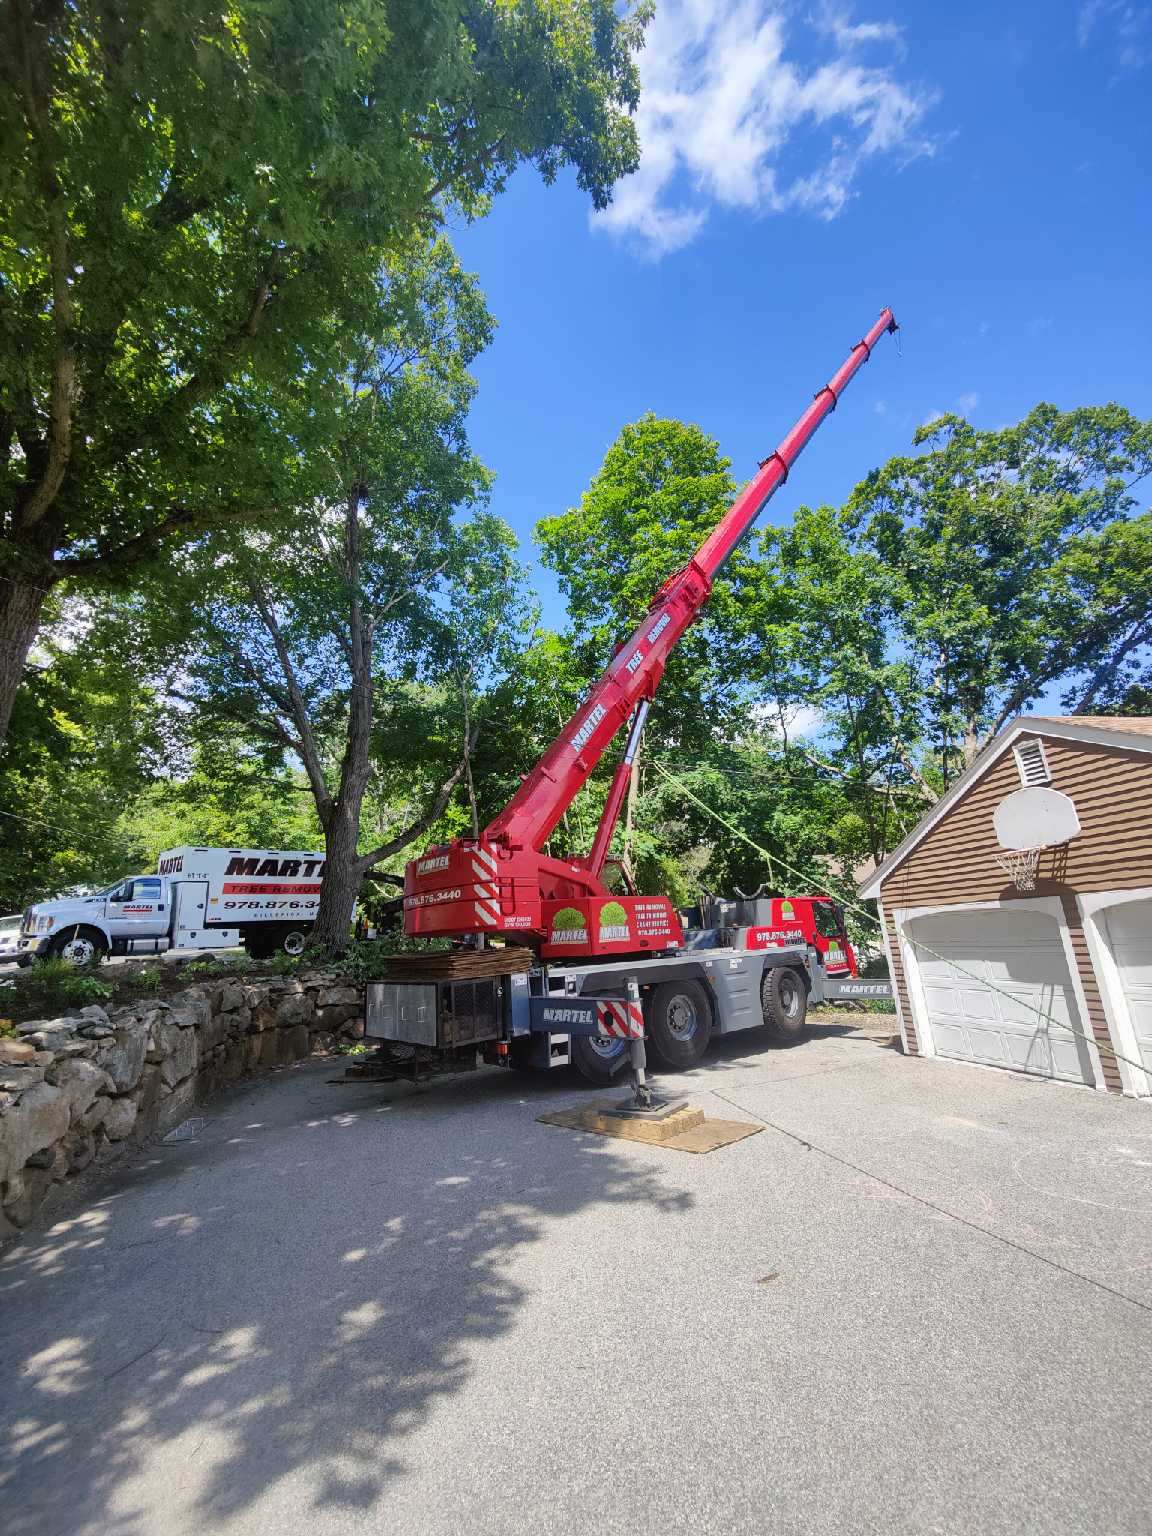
1078;1;1151;72
873;398;888;415
956;391;980;413
594;2;935;257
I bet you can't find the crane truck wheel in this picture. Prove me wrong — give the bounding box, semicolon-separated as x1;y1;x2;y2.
571;1029;631;1084
644;980;714;1070
47;926;108;968
762;966;809;1041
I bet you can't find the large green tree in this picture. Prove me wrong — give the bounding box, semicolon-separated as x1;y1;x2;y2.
536;413;756;755
733;405;1152;826
138;240;532;948
0;0;649;746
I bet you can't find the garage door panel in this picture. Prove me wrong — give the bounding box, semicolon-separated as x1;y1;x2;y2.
932;1021;976;1057
907;908;1095;1088
984;948;1070;988
997;985;1073;1029
1050;1037;1095;1081
965;1026;1013;1065
1104;899;1152;1075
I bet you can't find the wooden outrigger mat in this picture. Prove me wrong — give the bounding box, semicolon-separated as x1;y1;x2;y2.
380;947;533;981
537;1101;763;1153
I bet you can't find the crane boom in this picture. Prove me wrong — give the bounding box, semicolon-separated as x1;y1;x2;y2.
404;307;898;955
483;307;898;855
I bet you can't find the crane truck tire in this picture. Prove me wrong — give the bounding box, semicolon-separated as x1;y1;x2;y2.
570;990;633;1084
762;966;809;1041
47;926;108;967
571;1032;632;1084
644;979;714;1070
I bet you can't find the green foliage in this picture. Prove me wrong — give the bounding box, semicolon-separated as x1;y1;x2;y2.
733;402;1152;841
0;0;649;744
14;959;114;1018
0;609;165;908
330;934;450;983
181;955;252;978
536;413;754;752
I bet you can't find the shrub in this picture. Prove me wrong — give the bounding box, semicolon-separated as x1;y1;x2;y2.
15;959;114;1018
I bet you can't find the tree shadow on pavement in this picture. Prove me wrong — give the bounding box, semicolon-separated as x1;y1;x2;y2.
0;1063;693;1535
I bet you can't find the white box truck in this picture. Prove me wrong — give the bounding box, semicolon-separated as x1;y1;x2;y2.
18;846;327;966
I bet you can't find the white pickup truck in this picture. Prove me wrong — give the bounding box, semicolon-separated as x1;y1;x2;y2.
18;846;327;966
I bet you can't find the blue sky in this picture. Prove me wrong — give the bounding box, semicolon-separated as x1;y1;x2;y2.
451;0;1151;631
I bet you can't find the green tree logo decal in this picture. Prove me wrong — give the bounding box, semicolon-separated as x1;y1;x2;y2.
550;906;588;943
598;900;630;942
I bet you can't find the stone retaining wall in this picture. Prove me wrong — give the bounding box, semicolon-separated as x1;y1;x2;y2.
0;972;363;1235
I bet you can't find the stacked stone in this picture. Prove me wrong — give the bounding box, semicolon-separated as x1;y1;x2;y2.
0;974;363;1234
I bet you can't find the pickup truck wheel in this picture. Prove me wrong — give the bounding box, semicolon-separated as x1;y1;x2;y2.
48;926;107;967
571;1029;631;1084
644;979;713;1070
762;966;808;1041
243;932;275;960
280;927;309;957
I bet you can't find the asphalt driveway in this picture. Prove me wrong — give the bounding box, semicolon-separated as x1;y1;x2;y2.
3;1025;1151;1535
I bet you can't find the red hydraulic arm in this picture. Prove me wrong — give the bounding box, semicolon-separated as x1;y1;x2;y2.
483;307;899;857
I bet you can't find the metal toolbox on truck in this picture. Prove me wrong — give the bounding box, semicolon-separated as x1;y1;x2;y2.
366;979;502;1048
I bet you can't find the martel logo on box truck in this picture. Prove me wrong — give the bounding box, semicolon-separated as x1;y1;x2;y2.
224;857;326;878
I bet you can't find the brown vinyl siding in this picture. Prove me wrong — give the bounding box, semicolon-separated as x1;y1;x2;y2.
877;731;1152;1089
880;734;1152;910
877;898;916;1053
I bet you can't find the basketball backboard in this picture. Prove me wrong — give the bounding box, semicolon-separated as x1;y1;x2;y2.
992;785;1081;850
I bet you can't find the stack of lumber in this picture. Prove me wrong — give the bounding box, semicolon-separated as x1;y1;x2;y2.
380;947;533;982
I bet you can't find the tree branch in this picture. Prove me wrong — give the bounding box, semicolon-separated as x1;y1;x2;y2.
1073;615;1152;713
246;575;335;828
52;504;278;581
356;725;479;872
15;0;76;528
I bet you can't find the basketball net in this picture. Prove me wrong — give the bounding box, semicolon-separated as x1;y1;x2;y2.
994;846;1041;891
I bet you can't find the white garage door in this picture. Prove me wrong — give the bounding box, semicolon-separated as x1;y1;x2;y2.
906;908;1096;1086
1104;900;1152;1081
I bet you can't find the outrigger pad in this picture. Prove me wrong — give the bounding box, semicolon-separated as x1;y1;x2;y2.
536;1101;764;1152
603;1095;689;1122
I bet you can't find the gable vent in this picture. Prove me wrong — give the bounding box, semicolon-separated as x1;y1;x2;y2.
1013;739;1051;787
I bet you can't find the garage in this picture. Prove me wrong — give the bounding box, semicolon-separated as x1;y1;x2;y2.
906;908;1096;1086
1103;899;1152;1079
862;714;1152;1099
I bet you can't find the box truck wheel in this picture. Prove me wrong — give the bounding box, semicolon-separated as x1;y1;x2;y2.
243;925;310;960
644;979;713;1070
48;926;107;967
762;966;808;1041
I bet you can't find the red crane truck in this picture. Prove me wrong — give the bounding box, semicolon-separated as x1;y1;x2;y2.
367;312;898;1086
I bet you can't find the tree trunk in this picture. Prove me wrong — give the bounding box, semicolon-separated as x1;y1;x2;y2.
0;576;49;749
311;798;367;951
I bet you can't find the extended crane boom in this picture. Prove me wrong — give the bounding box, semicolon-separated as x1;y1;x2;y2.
405;308;898;958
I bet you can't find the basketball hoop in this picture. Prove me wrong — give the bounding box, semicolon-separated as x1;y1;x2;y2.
994;846;1041;891
991;784;1080;892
